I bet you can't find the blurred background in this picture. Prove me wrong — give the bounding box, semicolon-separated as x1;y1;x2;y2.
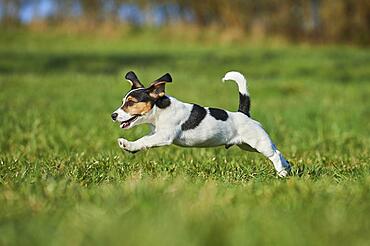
1;0;369;45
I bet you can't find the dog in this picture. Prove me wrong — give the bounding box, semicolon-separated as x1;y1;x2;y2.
111;71;291;177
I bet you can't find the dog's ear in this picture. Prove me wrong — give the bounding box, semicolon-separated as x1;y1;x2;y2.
146;73;172;99
125;71;144;89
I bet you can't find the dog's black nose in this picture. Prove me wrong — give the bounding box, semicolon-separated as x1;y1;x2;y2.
111;113;118;121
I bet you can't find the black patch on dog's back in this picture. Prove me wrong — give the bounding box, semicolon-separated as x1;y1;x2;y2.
181;104;207;130
155;96;171;109
209;108;228;121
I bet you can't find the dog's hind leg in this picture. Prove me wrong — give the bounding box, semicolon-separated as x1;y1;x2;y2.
239;134;291;177
263;144;291;177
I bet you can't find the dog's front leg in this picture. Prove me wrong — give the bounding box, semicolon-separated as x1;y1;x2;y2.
118;131;174;153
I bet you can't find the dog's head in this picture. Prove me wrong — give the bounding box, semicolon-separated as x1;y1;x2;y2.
111;71;172;129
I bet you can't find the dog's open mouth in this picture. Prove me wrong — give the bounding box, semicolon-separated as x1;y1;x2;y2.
120;115;139;129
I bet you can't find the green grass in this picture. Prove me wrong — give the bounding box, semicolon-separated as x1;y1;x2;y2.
0;30;369;246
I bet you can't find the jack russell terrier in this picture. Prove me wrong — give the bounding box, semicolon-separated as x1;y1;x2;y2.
111;71;291;177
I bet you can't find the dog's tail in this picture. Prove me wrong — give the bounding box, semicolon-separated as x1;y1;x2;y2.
222;71;250;117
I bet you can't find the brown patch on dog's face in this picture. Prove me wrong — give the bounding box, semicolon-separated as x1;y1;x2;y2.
121;89;154;115
123;101;153;115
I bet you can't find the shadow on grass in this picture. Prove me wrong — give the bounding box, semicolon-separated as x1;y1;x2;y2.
0;50;289;76
0;50;368;84
0;52;174;75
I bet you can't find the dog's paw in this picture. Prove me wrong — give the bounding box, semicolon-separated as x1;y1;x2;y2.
117;138;139;154
277;167;291;178
117;138;128;148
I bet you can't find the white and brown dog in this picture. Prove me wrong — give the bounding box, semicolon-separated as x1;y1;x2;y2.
112;71;291;177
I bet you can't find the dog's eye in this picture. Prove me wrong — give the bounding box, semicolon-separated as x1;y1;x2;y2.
125;100;135;107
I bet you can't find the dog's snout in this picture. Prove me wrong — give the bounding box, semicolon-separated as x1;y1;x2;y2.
111;113;118;121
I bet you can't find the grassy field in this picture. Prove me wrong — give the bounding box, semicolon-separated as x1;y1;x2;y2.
0;30;369;245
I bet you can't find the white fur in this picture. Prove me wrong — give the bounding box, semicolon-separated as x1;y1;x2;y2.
113;72;291;177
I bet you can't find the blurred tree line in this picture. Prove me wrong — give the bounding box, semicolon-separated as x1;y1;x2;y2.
0;0;369;44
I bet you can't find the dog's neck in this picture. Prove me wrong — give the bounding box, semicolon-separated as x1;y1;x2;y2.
149;95;179;126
